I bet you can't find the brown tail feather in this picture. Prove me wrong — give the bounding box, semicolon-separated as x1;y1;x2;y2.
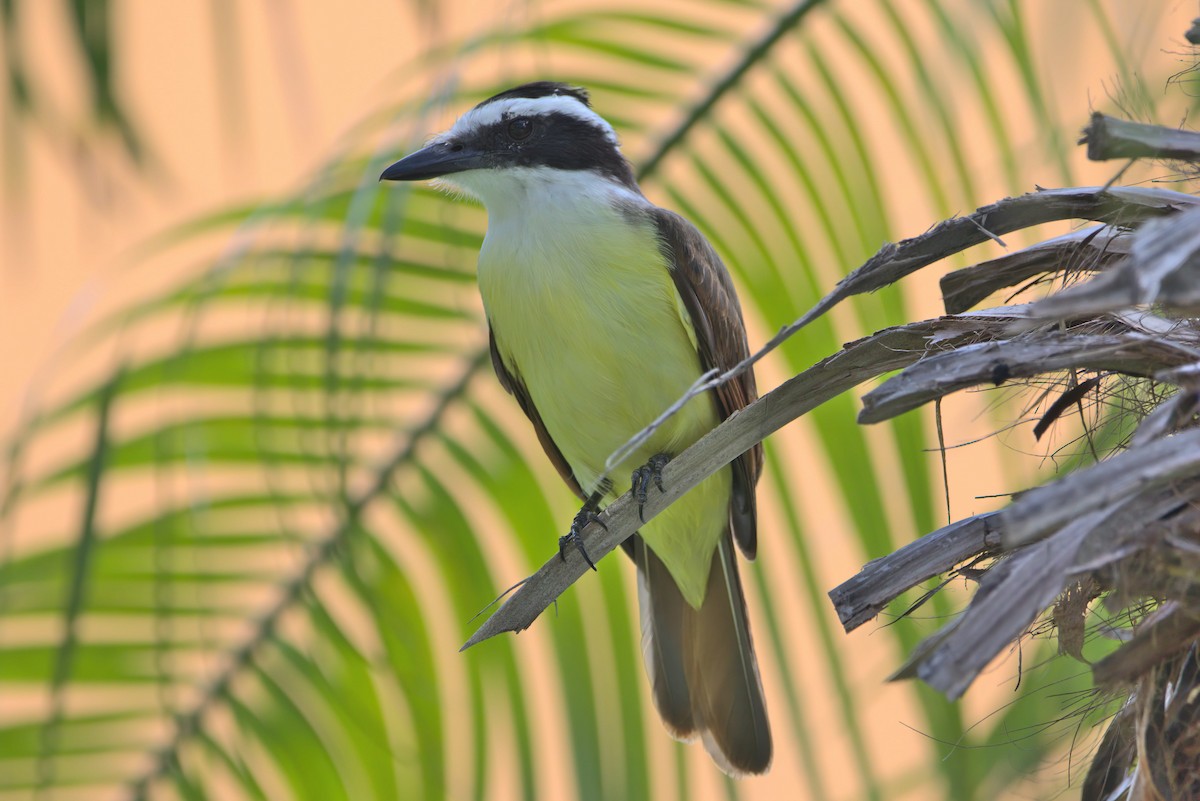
637;533;772;775
635;536;694;737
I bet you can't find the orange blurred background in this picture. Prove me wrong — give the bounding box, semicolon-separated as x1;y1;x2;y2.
2;3;1198;799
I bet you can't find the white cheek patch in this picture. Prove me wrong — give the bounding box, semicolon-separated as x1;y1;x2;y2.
449;96;619;146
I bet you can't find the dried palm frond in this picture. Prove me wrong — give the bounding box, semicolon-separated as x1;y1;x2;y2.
832;114;1200;797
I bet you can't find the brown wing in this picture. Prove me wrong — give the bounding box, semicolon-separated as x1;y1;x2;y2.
652;208;763;559
489;327;587;502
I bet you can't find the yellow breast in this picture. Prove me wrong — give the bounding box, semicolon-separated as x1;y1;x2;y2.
476;175;729;607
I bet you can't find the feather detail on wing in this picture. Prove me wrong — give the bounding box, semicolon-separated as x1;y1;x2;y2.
652;209;762;559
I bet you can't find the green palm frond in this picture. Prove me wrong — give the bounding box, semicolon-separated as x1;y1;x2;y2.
1;2;1184;799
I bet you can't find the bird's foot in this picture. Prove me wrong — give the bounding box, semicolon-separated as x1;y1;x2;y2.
559;493;607;571
632;453;672;523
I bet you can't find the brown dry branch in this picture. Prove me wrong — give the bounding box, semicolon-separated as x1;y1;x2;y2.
1002;432;1200;548
822;186;1193;300
891;483;1200;698
842;278;1200;697
859;328;1197;426
889;503;1109;697
1081;112;1200;162
828;511;1003;632
1029;203;1200;319
940;224;1131;314
1094;602;1200;688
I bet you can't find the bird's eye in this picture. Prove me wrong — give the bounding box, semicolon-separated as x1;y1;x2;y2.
507;118;533;140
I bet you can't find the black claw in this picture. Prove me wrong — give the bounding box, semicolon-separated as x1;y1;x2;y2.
632;453;672;523
632;472;649;522
650;453;668;492
558;532;596;570
559;502;606;571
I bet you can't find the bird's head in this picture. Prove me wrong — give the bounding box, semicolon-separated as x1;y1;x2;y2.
380;82;637;205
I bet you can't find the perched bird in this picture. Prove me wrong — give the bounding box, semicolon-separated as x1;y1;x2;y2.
381;82;771;775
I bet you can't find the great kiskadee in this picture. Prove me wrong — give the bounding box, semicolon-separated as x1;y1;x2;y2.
381;82;771;775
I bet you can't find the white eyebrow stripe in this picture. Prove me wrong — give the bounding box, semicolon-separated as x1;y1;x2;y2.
449;96;618;144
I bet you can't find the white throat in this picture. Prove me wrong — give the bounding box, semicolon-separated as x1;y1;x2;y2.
440;166;643;224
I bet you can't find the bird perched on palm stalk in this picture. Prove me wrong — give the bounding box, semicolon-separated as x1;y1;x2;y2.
381;82;771;775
